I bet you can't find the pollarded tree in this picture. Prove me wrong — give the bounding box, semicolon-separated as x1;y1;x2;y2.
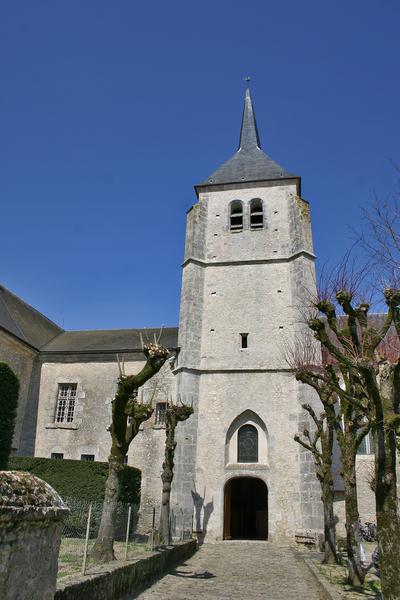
287;324;372;584
159;400;193;545
310;288;400;599
326;364;369;586
286;333;340;565
91;342;169;563
294;400;338;564
297;363;369;584
0;362;20;469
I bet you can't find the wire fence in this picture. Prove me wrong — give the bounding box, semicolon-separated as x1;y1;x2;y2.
58;498;193;580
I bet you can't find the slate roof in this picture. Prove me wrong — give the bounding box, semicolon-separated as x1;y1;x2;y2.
196;87;299;190
0;284;179;354
0;285;63;350
40;327;179;353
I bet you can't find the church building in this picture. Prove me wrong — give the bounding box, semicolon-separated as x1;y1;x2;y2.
2;87;374;543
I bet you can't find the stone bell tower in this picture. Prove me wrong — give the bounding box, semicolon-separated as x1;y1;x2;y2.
172;86;323;543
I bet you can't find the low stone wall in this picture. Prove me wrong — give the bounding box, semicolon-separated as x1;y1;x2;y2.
55;540;197;600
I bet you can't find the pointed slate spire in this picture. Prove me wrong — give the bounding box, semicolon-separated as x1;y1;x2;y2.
196;86;299;191
239;86;261;150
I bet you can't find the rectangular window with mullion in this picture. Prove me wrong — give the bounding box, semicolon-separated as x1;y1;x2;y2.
155;402;167;425
55;383;77;423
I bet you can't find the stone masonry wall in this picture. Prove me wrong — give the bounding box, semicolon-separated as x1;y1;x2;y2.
0;330;37;454
54;540;197;600
174;180;323;543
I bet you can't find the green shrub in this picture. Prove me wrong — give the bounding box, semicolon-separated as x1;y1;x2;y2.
0;362;20;469
7;456;141;505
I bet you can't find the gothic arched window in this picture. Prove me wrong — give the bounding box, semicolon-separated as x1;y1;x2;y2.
230;200;243;232
250;198;263;230
238;424;258;462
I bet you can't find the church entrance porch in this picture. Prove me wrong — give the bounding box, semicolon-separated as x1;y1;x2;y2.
223;477;268;540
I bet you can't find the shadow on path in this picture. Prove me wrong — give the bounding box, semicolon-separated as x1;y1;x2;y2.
171;568;216;579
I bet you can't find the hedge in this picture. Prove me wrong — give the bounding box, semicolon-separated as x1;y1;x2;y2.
0;362;20;469
7;456;141;505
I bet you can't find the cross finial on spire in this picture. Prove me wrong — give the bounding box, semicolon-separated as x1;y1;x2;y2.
244;76;251;85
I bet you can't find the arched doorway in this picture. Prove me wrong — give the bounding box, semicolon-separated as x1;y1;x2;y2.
223;477;268;540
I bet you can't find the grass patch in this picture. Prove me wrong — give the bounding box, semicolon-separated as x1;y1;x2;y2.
58;538;152;580
317;562;381;599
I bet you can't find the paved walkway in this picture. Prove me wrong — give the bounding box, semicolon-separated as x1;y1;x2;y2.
133;542;324;599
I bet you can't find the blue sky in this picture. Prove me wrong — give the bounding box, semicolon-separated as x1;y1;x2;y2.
1;0;399;330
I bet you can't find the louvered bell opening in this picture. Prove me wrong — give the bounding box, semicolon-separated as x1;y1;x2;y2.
250;200;263;230
230;205;243;232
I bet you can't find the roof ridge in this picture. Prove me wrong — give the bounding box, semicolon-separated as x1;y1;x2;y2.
0;284;63;332
60;326;178;333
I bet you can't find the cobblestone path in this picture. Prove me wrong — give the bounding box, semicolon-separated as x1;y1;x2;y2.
133;542;324;599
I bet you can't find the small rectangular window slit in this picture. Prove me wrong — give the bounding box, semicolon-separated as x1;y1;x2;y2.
81;454;95;461
240;333;248;349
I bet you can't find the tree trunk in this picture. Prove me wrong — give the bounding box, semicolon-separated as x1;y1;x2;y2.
374;417;400;599
89;342;168;563
320;406;339;565
367;362;400;599
321;476;337;564
159;482;172;545
159;422;176;545
158;404;193;545
342;448;365;587
90;454;124;562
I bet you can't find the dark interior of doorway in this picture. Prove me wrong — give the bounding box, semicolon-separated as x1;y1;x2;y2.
224;477;268;540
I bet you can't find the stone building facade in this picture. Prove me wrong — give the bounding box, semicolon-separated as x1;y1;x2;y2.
0;286;62;455
0;87;377;543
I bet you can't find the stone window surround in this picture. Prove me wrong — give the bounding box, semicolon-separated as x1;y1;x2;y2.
226;198;266;232
49;445;67;458
50;452;64;459
229;199;244;232
81;454;95;461
225;409;268;467
45;376;85;430
155;402;167;426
